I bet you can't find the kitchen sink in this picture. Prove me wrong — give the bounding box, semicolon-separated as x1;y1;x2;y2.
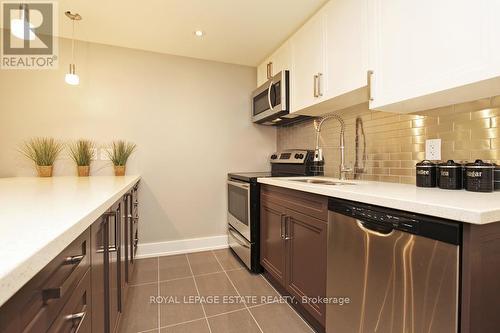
291;179;356;186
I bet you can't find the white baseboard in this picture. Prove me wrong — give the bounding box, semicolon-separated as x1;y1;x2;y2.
136;235;229;259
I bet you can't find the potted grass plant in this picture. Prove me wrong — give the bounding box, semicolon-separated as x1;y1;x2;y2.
19;137;63;177
68;140;95;177
106;140;137;176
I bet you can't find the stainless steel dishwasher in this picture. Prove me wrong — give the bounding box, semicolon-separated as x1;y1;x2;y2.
327;198;461;333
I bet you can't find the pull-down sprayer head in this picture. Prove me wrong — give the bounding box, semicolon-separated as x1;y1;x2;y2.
313;114;351;180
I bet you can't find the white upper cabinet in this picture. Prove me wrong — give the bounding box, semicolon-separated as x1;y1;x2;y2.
290;11;326;113
290;0;369;116
256;41;292;87
369;0;500;113
324;0;368;100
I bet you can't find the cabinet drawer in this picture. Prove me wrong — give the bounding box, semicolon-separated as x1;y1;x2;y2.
261;185;328;222
0;228;90;333
47;268;91;333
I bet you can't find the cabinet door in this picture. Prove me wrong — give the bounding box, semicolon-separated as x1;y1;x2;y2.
285;209;327;325
91;218;106;333
270;41;292;77
260;201;287;285
257;59;270;86
290;10;326;113
369;0;500;113
324;0;368;99
257;42;292;87
109;204;120;333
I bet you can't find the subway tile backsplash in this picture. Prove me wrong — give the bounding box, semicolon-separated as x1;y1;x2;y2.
277;96;500;184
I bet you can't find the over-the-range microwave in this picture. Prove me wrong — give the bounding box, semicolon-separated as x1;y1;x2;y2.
251;70;306;126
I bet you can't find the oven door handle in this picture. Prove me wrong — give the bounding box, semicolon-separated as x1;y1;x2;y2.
227;180;250;190
228;227;250;249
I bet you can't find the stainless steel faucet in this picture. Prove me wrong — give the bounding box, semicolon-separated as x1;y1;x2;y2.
314;114;352;180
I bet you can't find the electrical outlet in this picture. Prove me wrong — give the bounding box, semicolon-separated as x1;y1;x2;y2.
425;139;441;161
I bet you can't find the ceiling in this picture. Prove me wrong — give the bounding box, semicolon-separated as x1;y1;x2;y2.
48;0;327;66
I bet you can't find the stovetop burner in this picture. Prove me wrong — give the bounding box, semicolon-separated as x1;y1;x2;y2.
228;149;324;183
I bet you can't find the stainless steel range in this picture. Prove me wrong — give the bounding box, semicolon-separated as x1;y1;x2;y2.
227;149;323;273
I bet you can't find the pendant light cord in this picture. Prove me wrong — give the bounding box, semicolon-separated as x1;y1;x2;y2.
71;19;75;63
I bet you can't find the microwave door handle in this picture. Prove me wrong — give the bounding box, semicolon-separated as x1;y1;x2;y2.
267;81;274;111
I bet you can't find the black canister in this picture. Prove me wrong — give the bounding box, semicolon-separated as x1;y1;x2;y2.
465;160;495;192
416;160;437;187
438;160;462;190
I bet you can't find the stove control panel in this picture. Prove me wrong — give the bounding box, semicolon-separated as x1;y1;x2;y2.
270;150;310;164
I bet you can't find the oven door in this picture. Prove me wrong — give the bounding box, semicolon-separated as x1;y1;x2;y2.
227;179;251;241
252;71;289;124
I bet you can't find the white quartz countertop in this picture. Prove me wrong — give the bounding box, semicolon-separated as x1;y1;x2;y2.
258;177;500;225
0;175;141;307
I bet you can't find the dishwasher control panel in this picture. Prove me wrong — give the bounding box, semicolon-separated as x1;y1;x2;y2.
349;206;419;233
328;197;462;245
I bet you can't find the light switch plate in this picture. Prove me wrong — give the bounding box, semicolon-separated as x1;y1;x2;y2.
425;139;441;161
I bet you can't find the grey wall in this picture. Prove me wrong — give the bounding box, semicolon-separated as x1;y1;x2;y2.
0;38;276;243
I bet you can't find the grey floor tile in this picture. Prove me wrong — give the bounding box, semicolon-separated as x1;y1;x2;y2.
160;319;210;333
159;277;205;327
187;251;223;276
227;270;280;306
250;302;314;333
208;309;262;333
159;254;192;281
118;283;158;333
130;257;159;285
195;272;245;316
213;248;244;271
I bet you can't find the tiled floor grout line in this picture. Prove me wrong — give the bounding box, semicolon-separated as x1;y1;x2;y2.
186;253;213;333
212;250;265;333
157;257;160;331
157;301;271;331
259;274;316;333
129;267;245;288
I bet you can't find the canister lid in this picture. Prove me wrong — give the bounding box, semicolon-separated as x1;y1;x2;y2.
416;160;437;168
438;160;462;168
465;159;495;169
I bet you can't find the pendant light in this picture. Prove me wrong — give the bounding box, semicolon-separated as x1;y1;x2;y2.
11;3;35;40
64;11;82;86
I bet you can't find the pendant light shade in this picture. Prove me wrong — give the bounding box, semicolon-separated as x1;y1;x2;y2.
65;11;82;86
65;64;79;85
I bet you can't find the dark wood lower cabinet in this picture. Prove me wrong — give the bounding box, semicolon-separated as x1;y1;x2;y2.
47;269;92;333
285;209;327;325
260;201;286;285
0;181;139;333
260;185;328;330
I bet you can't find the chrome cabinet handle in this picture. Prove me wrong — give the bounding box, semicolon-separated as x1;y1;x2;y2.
266;62;273;79
65;306;87;333
313;75;318;97
367;70;374;101
63;254;85;265
284;216;292;240
280;214;285;239
267;80;274;111
317;73;323;97
43;243;87;301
